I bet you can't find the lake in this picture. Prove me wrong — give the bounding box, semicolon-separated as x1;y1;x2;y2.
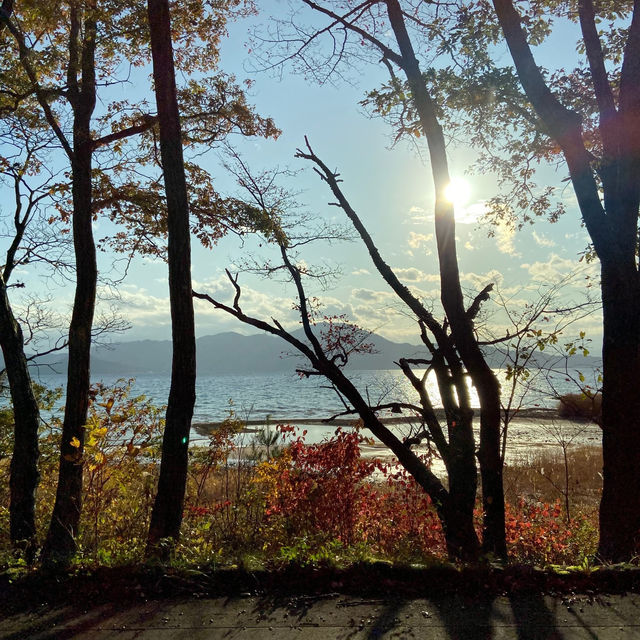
32;366;600;437
27;367;602;472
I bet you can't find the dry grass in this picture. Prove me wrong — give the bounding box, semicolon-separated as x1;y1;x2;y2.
503;445;602;509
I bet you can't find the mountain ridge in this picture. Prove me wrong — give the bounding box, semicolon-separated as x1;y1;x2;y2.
22;328;602;376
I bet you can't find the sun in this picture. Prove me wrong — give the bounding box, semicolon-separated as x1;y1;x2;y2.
443;177;472;208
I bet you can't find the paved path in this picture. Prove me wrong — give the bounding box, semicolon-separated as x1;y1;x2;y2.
2;592;640;639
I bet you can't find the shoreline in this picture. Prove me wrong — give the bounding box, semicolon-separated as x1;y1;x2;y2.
193;407;597;435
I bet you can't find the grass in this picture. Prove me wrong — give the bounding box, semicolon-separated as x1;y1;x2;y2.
503;445;602;509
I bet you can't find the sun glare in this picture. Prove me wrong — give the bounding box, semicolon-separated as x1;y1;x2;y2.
443;178;471;208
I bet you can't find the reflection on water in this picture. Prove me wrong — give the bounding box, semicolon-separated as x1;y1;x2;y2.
33;367;597;424
31;368;601;474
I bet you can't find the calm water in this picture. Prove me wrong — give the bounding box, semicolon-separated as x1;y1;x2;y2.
30;368;602;461
33;367;596;424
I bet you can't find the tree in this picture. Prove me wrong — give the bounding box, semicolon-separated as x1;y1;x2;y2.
145;0;196;556
1;0;276;563
194;146;493;560
363;0;639;561
256;0;506;556
0;113;54;557
489;0;640;564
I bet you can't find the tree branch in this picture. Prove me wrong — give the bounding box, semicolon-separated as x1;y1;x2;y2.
398;357;450;462
492;0;612;261
466;283;493;321
193;282;317;365
91;115;158;150
0;12;74;159
577;0;618;158
301;0;405;68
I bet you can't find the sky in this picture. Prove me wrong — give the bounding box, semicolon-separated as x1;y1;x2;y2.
2;1;603;351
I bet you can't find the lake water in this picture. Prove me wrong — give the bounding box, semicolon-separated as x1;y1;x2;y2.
33;366;599;429
28;367;602;472
32;368;587;421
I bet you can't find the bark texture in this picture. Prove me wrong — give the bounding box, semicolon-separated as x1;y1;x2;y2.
42;5;98;565
0;277;40;556
493;0;640;562
145;0;197;555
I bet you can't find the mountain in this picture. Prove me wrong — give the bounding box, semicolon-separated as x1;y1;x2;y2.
95;330;427;374
24;329;602;376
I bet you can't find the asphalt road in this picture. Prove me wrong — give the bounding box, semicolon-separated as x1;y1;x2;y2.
2;592;640;639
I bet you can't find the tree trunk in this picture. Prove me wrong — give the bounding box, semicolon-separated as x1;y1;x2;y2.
0;278;40;559
145;0;197;556
41;139;97;565
41;6;98;561
385;0;506;557
445;410;481;558
598;259;640;561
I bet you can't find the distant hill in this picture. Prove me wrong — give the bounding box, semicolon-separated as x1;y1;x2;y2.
96;329;429;375
21;328;602;376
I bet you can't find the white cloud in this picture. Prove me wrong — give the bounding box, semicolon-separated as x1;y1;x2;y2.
532;231;556;247
461;269;504;290
393;267;439;283
351;268;371;276
520;254;595;283
406;205;433;225
351;288;394;303
455;201;488;225
408;231;433;250
494;220;520;256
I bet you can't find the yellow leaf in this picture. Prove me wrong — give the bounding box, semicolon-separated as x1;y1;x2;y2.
70;437;81;448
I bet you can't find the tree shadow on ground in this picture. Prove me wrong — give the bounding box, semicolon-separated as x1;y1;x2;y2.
0;588;627;639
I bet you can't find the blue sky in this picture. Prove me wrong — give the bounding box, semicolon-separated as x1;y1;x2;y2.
3;2;602;348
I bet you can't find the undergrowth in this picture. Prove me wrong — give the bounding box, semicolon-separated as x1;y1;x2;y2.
0;380;603;576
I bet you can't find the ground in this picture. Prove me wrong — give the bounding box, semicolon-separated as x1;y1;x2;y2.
2;565;640;639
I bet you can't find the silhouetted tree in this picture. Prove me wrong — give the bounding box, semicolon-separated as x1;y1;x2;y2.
145;0;196;556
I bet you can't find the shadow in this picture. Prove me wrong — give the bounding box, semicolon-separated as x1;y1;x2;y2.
2;582;635;640
364;599;411;640
248;594;412;639
0;601;126;640
430;592;495;640
507;593;565;640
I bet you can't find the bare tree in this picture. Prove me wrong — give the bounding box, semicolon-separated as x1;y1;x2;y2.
255;0;506;556
195;142;506;560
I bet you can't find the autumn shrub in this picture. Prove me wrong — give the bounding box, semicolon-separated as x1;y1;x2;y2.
254;426;383;562
180;416;272;561
0;382;604;570
557;392;602;420
73;381;164;559
505;499;597;565
358;467;446;563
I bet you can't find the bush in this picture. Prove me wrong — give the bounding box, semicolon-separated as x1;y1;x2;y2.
505;500;598;566
557;392;602;420
0;389;603;570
